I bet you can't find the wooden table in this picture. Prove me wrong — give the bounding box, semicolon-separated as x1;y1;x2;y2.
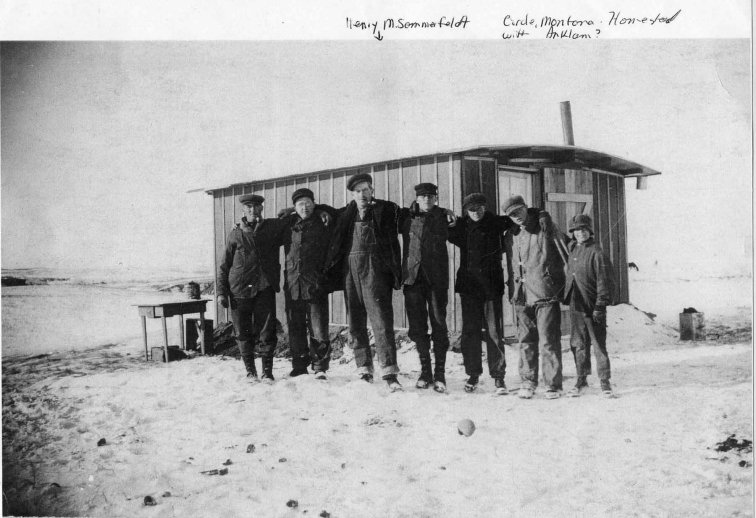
135;300;210;362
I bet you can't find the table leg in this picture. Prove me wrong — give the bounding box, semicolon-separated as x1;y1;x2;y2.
161;316;170;363
199;310;206;355
178;315;185;350
141;316;148;361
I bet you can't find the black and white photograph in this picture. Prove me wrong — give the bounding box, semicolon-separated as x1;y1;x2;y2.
1;2;752;516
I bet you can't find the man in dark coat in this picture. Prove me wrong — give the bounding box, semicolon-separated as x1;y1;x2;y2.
217;194;289;383
401;183;454;393
448;193;515;395
323;173;403;391
563;214;616;398
502;194;567;400
281;188;334;380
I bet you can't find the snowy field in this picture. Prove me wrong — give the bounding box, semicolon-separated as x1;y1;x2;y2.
1;273;752;517
1;285;200;359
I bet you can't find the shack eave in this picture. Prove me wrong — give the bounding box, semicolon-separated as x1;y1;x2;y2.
198;143;661;194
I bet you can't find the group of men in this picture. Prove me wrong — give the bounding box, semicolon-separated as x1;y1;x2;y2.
217;172;615;398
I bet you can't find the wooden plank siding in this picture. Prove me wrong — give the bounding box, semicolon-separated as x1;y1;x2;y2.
591;172;629;304
450;156;463;333
462;159;480;194
213;191;227;324
616;178;629;303
480;160;497;209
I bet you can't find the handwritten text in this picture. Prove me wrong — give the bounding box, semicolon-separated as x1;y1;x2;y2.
500;9;682;40
345;16;470;41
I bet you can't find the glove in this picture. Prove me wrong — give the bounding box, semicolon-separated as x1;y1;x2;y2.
592;308;606;326
317;210;333;227
277;207;294;218
538;211;552;233
445;208;458;225
218;295;229;309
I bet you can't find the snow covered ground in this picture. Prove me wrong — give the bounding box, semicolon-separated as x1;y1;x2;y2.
1;274;752;517
1;285;197;359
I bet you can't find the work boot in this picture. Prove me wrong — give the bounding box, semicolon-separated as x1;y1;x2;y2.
464;375;479;393
314;371;327;380
385;374;403;392
567;376;588;398
600;379;614;398
289;366;309;377
518;385;535;399
433;349;447;393
261;356;275;384
415;352;433;389
242;355;259;383
494;378;508;396
359;373;374;383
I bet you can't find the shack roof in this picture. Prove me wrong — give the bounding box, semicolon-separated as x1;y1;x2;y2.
197;144;661;194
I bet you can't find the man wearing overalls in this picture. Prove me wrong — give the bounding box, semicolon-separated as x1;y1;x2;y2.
323;173;403;391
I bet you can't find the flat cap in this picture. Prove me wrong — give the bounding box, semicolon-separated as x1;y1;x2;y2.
239;194;265;205
462;193;487;211
347;173;373;191
569;214;594;233
414;183;438;196
501;194;527;215
292;188;315;204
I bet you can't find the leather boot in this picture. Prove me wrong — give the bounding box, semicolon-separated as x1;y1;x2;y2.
433;348;447;393
261;356;275;384
415;351;433;389
242;355;259;383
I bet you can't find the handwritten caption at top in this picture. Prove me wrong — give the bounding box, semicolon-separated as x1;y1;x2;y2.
501;9;681;39
343;10;681;41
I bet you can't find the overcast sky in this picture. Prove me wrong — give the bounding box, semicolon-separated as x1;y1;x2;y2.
1;39;751;276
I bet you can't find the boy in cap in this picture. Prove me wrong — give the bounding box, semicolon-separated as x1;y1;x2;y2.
323;173;404;391
400;182;455;392
563;214;615;397
280;188;334;380
502;194;566;399
217;194;290;383
448;193;520;395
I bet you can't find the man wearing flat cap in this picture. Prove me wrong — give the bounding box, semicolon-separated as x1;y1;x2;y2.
279;187;334;380
400;182;456;393
217;193;290;383
502;194;567;400
563;214;616;398
448;192;526;395
323;172;404;390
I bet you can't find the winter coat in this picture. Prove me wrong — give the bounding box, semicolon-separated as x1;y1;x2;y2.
563;237;615;312
217;217;288;298
323;199;402;292
448;211;513;300
281;213;333;301
503;208;566;305
400;205;450;290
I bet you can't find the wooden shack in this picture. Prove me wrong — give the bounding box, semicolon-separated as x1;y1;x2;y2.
205;144;660;337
